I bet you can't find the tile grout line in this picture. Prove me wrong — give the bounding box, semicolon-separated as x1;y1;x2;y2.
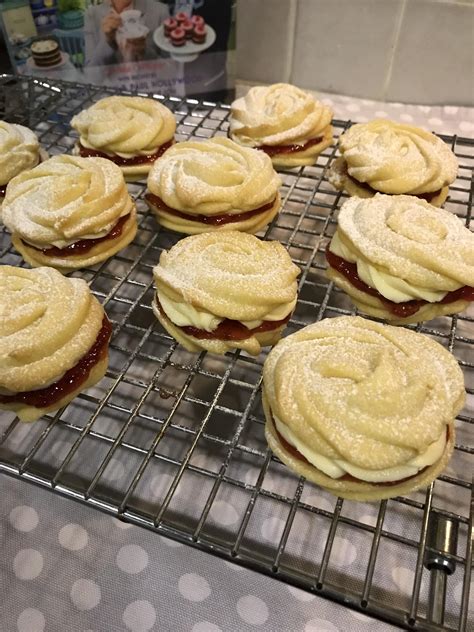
284;0;299;83
381;0;407;101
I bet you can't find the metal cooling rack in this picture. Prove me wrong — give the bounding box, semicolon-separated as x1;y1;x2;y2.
0;75;472;631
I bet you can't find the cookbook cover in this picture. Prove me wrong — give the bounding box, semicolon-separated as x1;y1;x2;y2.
1;0;235;99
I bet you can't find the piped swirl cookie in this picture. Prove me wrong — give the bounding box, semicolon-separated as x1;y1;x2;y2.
146;137;281;234
326;194;474;324
0;121;44;206
229;83;333;167
71;96;176;179
328;119;458;206
0;266;112;422
2;155;137;272
152;232;300;355
263;316;465;502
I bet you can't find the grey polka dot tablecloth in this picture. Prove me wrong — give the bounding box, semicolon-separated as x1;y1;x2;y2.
1;93;474;632
1;475;404;632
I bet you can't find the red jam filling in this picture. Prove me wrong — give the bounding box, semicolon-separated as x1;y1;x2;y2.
145;193;276;226
156;297;291;341
23;214;130;258
326;245;474;318
0;316;112;408
272;417;440;487
257;136;324;157
78;140;174;166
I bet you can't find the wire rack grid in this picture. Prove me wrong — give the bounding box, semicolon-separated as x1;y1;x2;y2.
0;75;472;632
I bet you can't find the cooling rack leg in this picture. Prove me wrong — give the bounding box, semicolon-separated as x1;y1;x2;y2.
428;570;447;625
424;512;459;626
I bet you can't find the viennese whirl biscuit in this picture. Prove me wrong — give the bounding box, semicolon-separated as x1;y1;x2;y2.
263;316;464;501
152;231;300;355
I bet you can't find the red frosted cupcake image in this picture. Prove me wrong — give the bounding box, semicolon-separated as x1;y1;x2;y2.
163;17;177;37
170;27;186;47
174;11;188;25
192;24;206;44
182;20;194;39
191;15;205;28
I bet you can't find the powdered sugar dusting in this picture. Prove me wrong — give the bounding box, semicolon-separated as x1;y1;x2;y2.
2;155;133;247
334;194;474;289
147;137;281;214
263;316;464;471
153;231;300;321
71;95;175;155
0;122;40;185
229;83;333;147
0;266;104;393
338;119;458;194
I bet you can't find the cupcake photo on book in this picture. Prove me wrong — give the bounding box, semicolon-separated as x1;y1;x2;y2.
153;11;215;61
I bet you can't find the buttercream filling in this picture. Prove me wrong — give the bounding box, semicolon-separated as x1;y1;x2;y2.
22;213;131;257
145;193;277;226
78;139;174;165
326;245;474;318
155;294;293;341
158;290;296;332
326;247;474;318
273;414;446;483
329;231;450;303
0;316;112;408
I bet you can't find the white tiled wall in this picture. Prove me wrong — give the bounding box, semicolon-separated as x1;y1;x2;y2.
236;0;474;105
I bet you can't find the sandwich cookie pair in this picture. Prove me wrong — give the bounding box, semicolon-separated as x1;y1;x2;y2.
71;96;176;180
326;194;474;324
263;316;465;501
229;83;333;168
2;154;137;272
152;231;300;355
328;119;458;206
146;137;281;234
0;121;46;211
0;266;112;422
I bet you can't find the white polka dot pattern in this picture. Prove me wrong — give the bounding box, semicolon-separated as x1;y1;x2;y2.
9;506;39;532
70;579;101;611
236;596;269;626
209;500;239;526
122;600;157;632
58;524;89;551
13;549;43;580
391;566;415;593
17;609;45;632
116;544;149;574
330;537;357;568
178;573;211;602
192;623;222;632
260;516;285;542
